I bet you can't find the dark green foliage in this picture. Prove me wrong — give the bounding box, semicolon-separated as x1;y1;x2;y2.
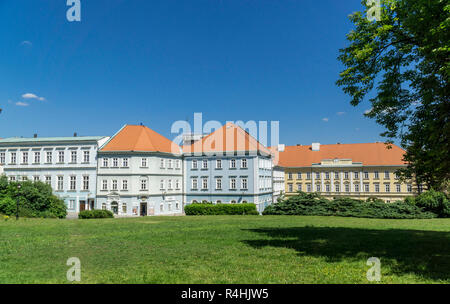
78;209;114;219
336;0;450;190
0;176;67;218
263;192;436;219
185;203;258;215
412;189;450;218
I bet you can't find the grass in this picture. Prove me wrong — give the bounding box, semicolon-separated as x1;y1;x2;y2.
0;215;449;284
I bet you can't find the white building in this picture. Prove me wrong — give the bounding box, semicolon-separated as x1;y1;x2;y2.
0;135;109;214
96;125;184;216
272;144;286;203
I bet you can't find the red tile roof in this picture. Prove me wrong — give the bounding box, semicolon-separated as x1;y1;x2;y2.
278;142;407;167
101;125;180;154
182;122;270;155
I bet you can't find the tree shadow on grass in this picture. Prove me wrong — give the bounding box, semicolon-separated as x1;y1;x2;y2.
242;226;450;281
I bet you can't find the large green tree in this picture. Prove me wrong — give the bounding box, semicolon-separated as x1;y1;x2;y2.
337;0;449;191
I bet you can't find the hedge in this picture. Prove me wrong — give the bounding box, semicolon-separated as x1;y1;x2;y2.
78;209;114;219
262;192;437;219
184;203;258;215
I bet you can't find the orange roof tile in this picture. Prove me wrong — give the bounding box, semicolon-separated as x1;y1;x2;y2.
182;122;271;155
278;142;407;167
101;125;180;154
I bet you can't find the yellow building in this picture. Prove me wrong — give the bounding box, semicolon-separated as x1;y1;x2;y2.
278;142;418;202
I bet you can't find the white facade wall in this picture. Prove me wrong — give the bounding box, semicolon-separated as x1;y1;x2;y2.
96;152;183;216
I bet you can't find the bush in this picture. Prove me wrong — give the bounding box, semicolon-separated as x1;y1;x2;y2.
185;203;258;215
262;192;437;219
78;209;114;219
413;189;450;218
0;197;17;216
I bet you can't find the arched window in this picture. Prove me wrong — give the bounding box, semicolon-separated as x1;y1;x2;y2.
192;200;198;204
216;200;222;204
231;200;236;204
242;200;247;204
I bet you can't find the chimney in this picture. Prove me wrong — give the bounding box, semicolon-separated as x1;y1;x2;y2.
74;132;77;137
312;142;320;151
33;133;37;138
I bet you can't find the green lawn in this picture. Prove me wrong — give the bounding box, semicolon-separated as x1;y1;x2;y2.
1;215;449;284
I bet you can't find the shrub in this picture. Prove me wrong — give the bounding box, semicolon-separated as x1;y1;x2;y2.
185;203;258;215
413;189;450;218
78;209;114;219
262;192;436;219
0;197;17;216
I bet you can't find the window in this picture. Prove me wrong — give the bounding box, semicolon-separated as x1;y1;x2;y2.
34;152;40;164
191;178;198;190
216;178;222;190
230;159;236;169
103;158;109;167
168;179;172;190
0;152;5;164
141;158;147;167
354;172;359;179
71;151;77;163
58;151;65;163
176;202;179;209
297;172;302;179
175;159;180;169
374;171;379;179
160;179;165;190
192;160;198;169
241;158;248;168
168;203;172;212
45;176;51;185
345;184;350;192
354;184;360;192
407;184;412;192
216;159;222;169
122;180;128;190
33;176;40;182
385;184;390;192
364;172;369;179
384;171;390;179
325;172;330;179
364;184;370;192
122;158;128;167
297;183;302;191
83;151;90;163
122;203;127;213
202;177;208;189
396;184;401;193
102;203;106;210
316;172;320;179
326;184;331;192
306;172;311;180
102;180;108;191
112;180;118;191
57;177;64;190
168;159;173;169
306;184;312;192
69;200;75;209
344;172;349;179
241;178;248;189
316;184;321;192
216;200;222;204
335;172;339;179
230;178;236;190
335;184;340;192
83;176;89;191
70;176;76;191
113;158;118;167
375;184;380;192
141;179;147;191
394;172;399;179
288;173;293;180
160;158;165;168
231;200;237;204
46;151;52;163
202;159;208;169
11;152;17;164
160;203;164;212
175;179;180;189
22;152;28;164
9;176;16;182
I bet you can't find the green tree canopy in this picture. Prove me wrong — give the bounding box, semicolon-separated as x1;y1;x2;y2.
337;0;449;191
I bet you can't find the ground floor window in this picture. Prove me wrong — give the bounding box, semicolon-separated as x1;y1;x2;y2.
160;203;164;212
122;203;127;213
102;203;106;210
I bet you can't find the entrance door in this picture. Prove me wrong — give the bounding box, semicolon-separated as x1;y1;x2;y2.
89;199;95;210
140;203;147;216
79;201;86;212
111;202;119;214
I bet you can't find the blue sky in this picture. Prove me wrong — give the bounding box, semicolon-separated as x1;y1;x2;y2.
0;0;388;146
